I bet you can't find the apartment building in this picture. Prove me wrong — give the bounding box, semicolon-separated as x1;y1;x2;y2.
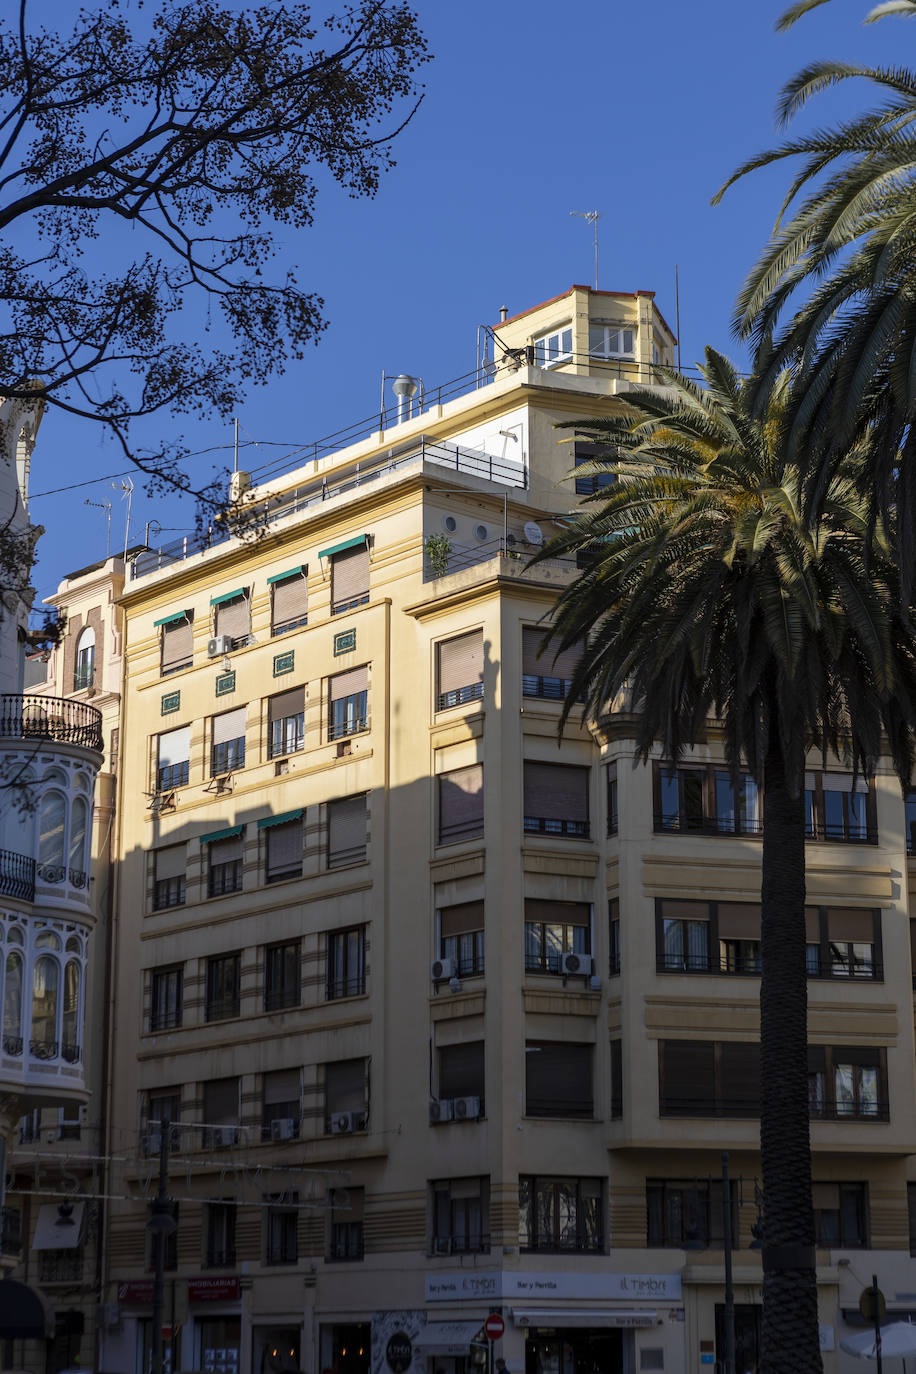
0;398;106;1363
98;286;916;1374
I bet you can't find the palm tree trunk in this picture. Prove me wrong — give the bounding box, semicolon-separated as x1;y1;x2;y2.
759;737;822;1374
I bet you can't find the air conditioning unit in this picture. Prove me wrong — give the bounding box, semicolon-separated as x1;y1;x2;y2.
270;1117;297;1142
453;1095;481;1121
330;1110;365;1135
431;957;458;982
210;1126;237;1148
207;635;232;659
429;1098;454;1124
561;952;594;977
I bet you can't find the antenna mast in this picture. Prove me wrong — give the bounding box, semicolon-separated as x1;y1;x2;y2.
571;209;601;290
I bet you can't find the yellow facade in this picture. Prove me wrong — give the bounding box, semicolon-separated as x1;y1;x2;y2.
96;288;916;1374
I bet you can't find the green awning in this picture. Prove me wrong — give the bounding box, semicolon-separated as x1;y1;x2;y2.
199;823;244;845
318;534;367;560
153;609;191;627
210;587;248;606
257;808;304;830
267;566;306;585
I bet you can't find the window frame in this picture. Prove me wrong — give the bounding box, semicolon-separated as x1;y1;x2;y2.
525;1040;593;1120
264;940;300;1012
326;927;366;1001
205;952;241;1022
533;325;573;369
149;966;183;1031
430;1177;489;1256
519;1175;603;1253
524;899;591;975
653;763;761;837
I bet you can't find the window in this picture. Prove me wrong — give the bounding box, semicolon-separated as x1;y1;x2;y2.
906;789;916;855
610;1039;623;1119
206;953;241;1021
270;568;308;636
588;324;635;359
437;630;484;710
819;907;881;978
156;725;190;790
325;1058;367;1133
812;1182;867;1247
211;707;246;776
526;1041;592;1118
655;764;760;835
609;899;620;975
327;794;368;868
205;1201;236;1267
533;326;572;368
658;900;711;973
607;764;618;835
326;927;366;1000
646;1179;738;1248
522;626;582;700
658;1040;760;1118
152;845;186;911
266;1193;299;1264
431;1178;488;1255
262;1068;300;1141
268;687;305;757
197;1319;240;1374
329;666;368;739
805;771;875;842
212;589;250;647
263;815;303;883
146;1091;182;1151
330;541;369;614
146;1200;179;1272
524;761;589;838
807;1046;888;1120
329;1186;364;1261
74;627;95;691
908;1183;916;1256
150;967;182;1031
519;1176;603;1252
438;1041;484;1115
438;902;484;977
573;441;616;497
207;832;243;897
524;899;590;973
159;612;193;675
438;764;484;844
203;1078;239;1148
265;941;300;1012
59;1101;81;1142
716;1307;760;1374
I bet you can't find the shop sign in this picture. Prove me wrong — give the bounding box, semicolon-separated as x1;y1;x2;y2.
117;1280;154;1304
425;1272;681;1303
385;1332;413;1373
188;1277;240;1302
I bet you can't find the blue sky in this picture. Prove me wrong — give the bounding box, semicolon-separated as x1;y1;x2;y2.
27;0;896;605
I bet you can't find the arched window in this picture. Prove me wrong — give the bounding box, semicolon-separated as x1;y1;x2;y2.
4;951;22;1051
74;627;95;691
70;798;88;879
38;792;67;878
31;956;59;1053
62;961;80;1060
35;931;61;951
65;935;82;955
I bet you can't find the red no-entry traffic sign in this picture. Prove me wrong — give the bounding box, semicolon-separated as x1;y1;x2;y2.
484;1315;505;1341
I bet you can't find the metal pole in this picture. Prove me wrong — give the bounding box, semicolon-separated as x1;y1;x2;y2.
150;1120;171;1374
675;265;682;376
722;1152;735;1374
873;1274;883;1374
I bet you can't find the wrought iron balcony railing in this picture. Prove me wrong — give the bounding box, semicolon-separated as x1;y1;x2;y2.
0;849;35;901
0;694;103;753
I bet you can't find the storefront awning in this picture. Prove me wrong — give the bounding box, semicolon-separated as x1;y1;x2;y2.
413;1323;485;1355
33;1201;86;1249
511;1309;657;1330
0;1279;55;1337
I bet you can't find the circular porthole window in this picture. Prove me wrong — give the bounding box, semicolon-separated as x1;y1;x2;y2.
443;515;458;533
506;532;517;547
475;524;489;541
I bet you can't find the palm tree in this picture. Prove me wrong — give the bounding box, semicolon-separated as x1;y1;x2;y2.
712;0;916;580
534;350;916;1374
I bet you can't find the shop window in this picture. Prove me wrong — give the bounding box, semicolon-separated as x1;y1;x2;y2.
319;1324;369;1374
438;764;483;844
203;1078;240;1149
524;899;590;974
524;761;589;838
437;902;484;978
268;686;305;757
269;567;308;636
326;927;366;1000
812;1182;867;1247
205;1200;236;1267
205;952;241;1021
327;794;368;868
150;966;182;1031
198;1317;241;1374
262;1068;301;1142
264;941;300;1012
254;1328;299;1374
525;1041;592;1119
328;1186;364;1261
519;1176;603;1252
153;844;186;910
159;612;193;676
266;1193;299;1264
430;1177;488;1255
324;1058;368;1134
437;630;484;710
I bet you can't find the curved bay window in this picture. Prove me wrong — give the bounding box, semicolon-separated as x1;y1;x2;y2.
69;797;88;886
62;961;81;1060
4;948;22;1054
38;791;66;880
31;955;59;1057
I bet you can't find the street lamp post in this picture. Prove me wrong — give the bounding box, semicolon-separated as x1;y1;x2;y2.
721;1152;736;1374
147;1120;176;1374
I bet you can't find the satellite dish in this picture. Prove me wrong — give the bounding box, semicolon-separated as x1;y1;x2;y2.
524;521;543;546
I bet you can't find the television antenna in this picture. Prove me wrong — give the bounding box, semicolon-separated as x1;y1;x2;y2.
570;209;600;290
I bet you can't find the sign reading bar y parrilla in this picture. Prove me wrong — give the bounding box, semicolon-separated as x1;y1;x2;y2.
425;1273;682;1303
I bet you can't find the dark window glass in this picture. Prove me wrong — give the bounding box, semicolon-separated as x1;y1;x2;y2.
265;942;300;1012
206;954;241;1022
519;1176;602;1252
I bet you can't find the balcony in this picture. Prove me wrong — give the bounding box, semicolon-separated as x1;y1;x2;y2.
0;849;35;902
0;694;103;753
654;812;763;837
524;816;589;839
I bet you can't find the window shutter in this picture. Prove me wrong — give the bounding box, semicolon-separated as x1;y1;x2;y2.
155;844;186;881
812;1183;840;1210
522;627;581;680
330;666;368;701
440;902;484;938
822;773;869;793
213;707;246;744
204;1078;239;1123
334;1187;364;1222
524;899;590;928
826;908;874;942
210;834;242;866
267;819;302;876
660;900;710;922
161;617;193;670
216;594;250;640
158;725;190;767
526;1042;592;1116
328;795;367;858
264;1068;300;1105
807;1045;827;1074
660;1040;715;1112
439;764;484;840
332;545;369;605
326;1058;365;1113
805;909;822;942
269;687;304;720
524;762;589;822
439;1042;484;1099
719;1043;760;1113
438;631;483;695
717;904;761;940
271;574;307;626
